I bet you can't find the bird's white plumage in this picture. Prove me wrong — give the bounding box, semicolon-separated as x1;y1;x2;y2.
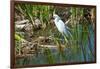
54;19;66;34
53;14;72;38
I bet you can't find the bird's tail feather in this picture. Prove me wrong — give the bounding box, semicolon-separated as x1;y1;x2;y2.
64;29;73;39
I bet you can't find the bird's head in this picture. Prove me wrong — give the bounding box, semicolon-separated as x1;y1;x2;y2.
50;14;61;24
53;14;60;20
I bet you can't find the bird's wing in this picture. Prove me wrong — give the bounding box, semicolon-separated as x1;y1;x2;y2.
57;20;66;33
58;20;72;38
58;20;66;29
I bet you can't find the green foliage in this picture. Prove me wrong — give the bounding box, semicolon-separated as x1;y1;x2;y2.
15;34;25;41
15;3;95;66
43;47;55;64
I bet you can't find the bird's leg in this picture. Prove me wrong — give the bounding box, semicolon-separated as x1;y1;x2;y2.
62;33;73;61
62;33;69;47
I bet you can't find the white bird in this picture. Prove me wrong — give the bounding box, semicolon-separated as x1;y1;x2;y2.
53;14;72;38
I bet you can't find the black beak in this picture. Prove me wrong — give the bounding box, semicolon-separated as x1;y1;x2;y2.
51;17;54;20
50;15;55;25
50;13;54;20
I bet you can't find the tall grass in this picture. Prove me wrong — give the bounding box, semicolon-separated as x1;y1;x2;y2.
15;3;95;66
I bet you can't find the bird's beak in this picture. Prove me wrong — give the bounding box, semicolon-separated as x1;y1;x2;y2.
50;13;55;20
50;16;55;25
50;17;54;22
50;16;54;20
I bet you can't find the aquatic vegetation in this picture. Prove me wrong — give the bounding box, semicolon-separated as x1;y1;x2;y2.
14;3;96;66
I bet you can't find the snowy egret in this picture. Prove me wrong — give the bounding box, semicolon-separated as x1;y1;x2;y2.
53;14;72;38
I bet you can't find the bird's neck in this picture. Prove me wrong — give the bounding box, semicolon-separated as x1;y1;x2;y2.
54;18;59;22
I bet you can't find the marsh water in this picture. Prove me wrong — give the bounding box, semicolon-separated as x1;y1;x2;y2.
14;3;96;66
15;24;95;66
